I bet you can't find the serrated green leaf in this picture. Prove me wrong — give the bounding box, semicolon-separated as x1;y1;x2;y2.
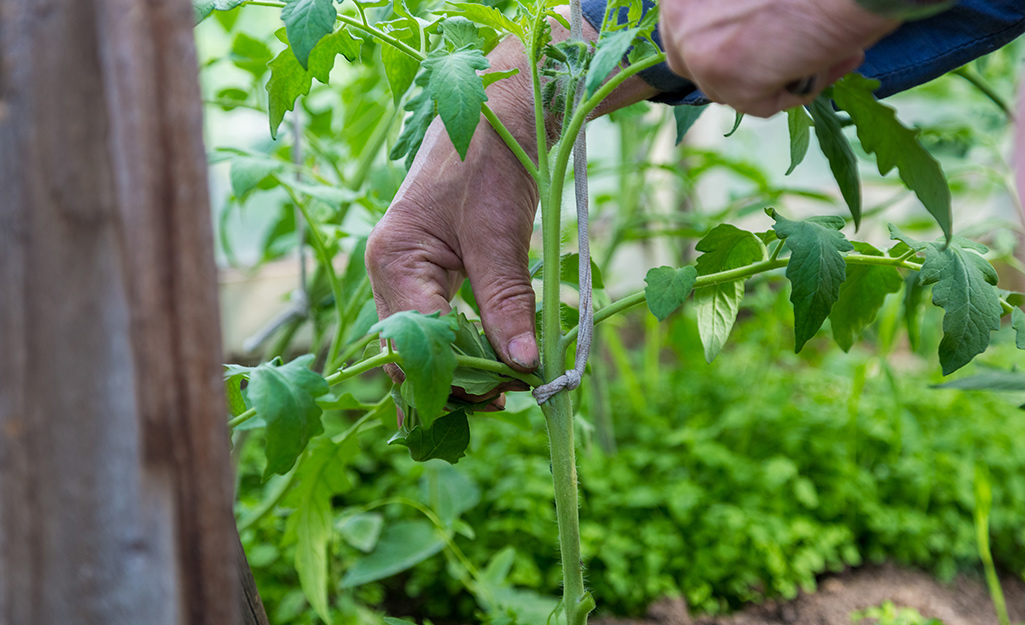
921;243;1000;374
341;519;445;587
230;155;282;201
451;367;507;395
441;16;483;50
389;409;470;463
450;313;495;358
266;46;313;138
338;512;384;553
891;228;1001;373
644;265;698;322
585;27;638;98
810;97;861;227
248;355;329;478
829;242;903;351
1013;308;1025;349
440;3;524;42
770;210;853;352
266;28;360;138
785;106;811;175
371;311;457;421
281;0;337;69
421;46;490;159
448;314;508;395
230;32;273;78
309;27;361;81
289;436;357;624
833;74;951;240
673;104;706;145
692;225;766;362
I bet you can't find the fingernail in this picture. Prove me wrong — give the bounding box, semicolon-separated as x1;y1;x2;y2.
507;334;539;370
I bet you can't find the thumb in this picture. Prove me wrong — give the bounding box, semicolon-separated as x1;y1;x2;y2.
463;247;539;373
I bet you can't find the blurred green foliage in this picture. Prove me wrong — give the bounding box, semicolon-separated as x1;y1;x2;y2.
237;292;1025;620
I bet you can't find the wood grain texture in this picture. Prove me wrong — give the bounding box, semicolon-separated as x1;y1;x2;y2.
0;1;243;623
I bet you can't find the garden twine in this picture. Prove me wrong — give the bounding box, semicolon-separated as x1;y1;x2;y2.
533;6;594;405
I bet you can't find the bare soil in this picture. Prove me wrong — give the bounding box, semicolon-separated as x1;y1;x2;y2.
593;563;1025;625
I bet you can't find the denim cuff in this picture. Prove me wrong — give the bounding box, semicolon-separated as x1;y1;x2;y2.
580;0;706;105
580;0;1025;106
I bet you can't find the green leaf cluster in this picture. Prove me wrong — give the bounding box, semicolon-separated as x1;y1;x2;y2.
371;310;457;423
692;224;766;362
247;354;330;477
266;27;361;138
770;210;853;352
890;226;1002;374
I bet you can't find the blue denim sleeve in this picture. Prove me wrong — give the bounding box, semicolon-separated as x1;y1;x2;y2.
580;0;1025;105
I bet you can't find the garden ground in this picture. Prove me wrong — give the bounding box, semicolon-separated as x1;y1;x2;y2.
595;564;1025;625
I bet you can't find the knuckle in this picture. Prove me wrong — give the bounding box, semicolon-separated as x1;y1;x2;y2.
476;280;535;315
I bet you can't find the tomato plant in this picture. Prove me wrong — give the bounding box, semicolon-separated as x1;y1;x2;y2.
196;0;1023;622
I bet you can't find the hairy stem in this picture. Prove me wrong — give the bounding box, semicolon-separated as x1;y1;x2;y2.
562;252;924;346
284;185;349;368
228;351;542;430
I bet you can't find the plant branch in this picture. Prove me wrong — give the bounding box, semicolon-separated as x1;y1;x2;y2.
282;185;350;368
562;252;924;346
482;105;541;180
952;66;1014;119
550;52;666;194
228;349;541;430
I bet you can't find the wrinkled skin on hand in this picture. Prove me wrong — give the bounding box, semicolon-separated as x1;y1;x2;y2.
366;105;541;371
660;0;899;117
370;0;893;402
366;49;543;413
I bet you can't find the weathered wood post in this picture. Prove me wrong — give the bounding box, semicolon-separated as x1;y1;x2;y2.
0;1;243;623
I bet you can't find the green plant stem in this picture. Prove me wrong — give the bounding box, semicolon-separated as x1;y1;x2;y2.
228;350;541;430
952;66;1014;119
236;467;298;532
562;252;925;346
550;53;666;193
324;350;402;385
334;331;378;368
283;186;350;368
482;105;541;181
534;19;604;624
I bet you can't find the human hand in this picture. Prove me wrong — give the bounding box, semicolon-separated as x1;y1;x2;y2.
660;0;900;117
366;13;657;405
365;47;543;398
